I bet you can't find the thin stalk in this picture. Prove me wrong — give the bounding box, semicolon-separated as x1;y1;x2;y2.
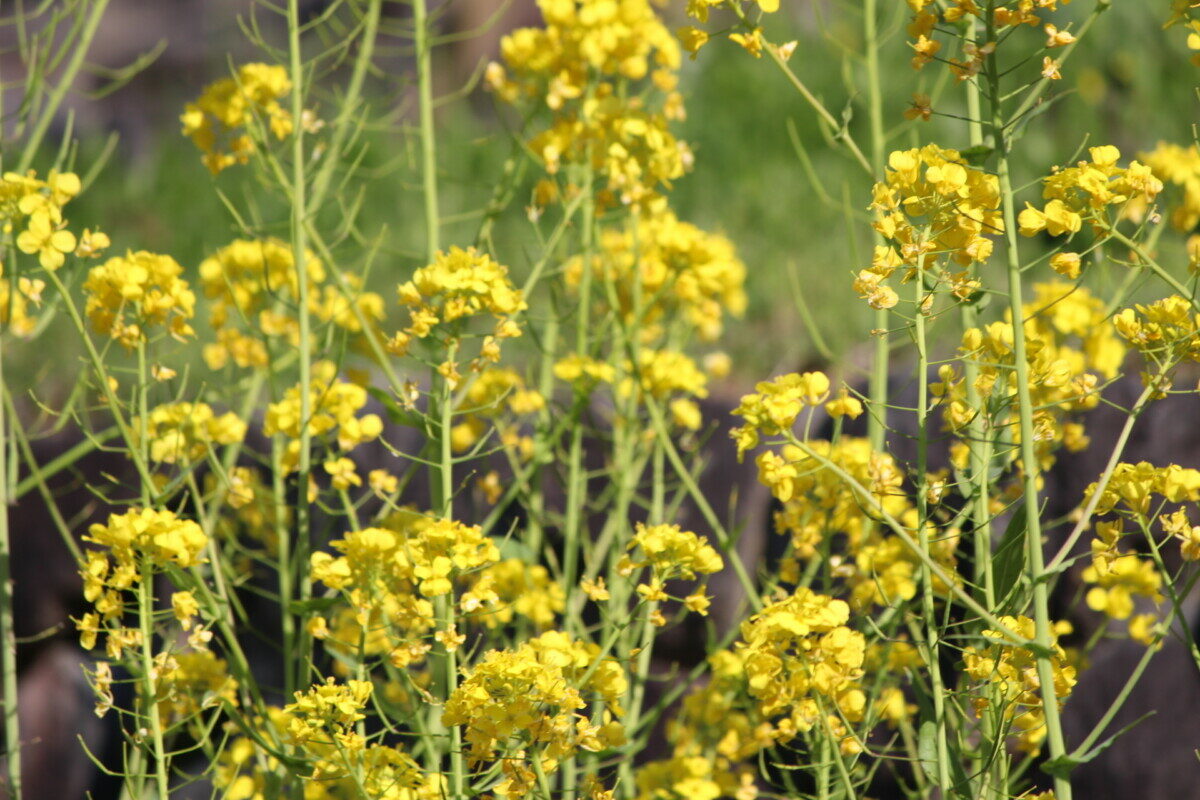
864;0;890;452
963;17;1003;795
413;0;440;261
137;557;170;799
913;257;953;792
285;2;315;788
560;163;595;621
0;308;20;800
984;15;1073;795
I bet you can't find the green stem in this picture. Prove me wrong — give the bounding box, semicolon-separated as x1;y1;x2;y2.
984;14;1072;795
285;2;315;785
137;557;170;799
913;258;953;792
863;0;890;452
413;0;440;261
0;306;20;800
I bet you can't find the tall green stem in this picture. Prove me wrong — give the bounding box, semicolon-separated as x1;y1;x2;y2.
913;254;952;792
863;0;890;452
0;304;20;800
286;0;315;730
413;0;440;261
984;13;1072;795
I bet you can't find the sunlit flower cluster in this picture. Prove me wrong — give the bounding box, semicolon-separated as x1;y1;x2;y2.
1019;146;1163;238
736;588;867;752
1137;141;1200;231
450;367;544;453
83;251;196;347
861;146;1003;310
464;559;564;630
263;360;383;471
142;401;247;464
77;508;207;658
199;238;384;370
0;262;43;337
566;209;747;341
527;97;692;210
2;169;87;270
488;0;680;110
1113;295;1200;369
730;371;830;457
1084;461;1200;516
963;615;1077;754
443;630;626;796
943;282;1121;470
181;63;294;174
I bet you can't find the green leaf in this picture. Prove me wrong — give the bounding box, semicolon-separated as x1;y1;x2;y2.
991;501;1028;612
288;597;340;615
918;720;942;786
960;144;993;167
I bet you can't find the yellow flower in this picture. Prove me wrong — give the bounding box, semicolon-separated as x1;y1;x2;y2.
729;29;764;58
904;93;933;122
16;210;76;270
323;457;361;491
181;63;295;173
1049;251;1082;279
677;26;708;57
83;251;196;347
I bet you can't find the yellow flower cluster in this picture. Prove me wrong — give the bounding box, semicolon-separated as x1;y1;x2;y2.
83;250;196;347
963;615;1077;754
77;508;207;658
216;706;430;798
1018;146;1163;238
1113;295;1200;368
906;1;1077;79
757;438;955;609
263;361;384;471
489;0;690;211
284;678;373;752
1138;141;1200;231
566;209;747;342
489;0;680;110
142;401;246;464
634;754;749;800
641;649;771;796
394;247;524;377
310;515;500;666
622;348;708;401
946;282;1121;470
1082;538;1163;623
155;650;239;723
528;97;691;210
628;523;723;581
554;353;617;388
464;559;565;630
862;146;1002;310
730;371;830;457
736;588;866;751
199;238;384;370
1084;461;1200;516
443;631;626;796
180;63;293;174
2;169;86;270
